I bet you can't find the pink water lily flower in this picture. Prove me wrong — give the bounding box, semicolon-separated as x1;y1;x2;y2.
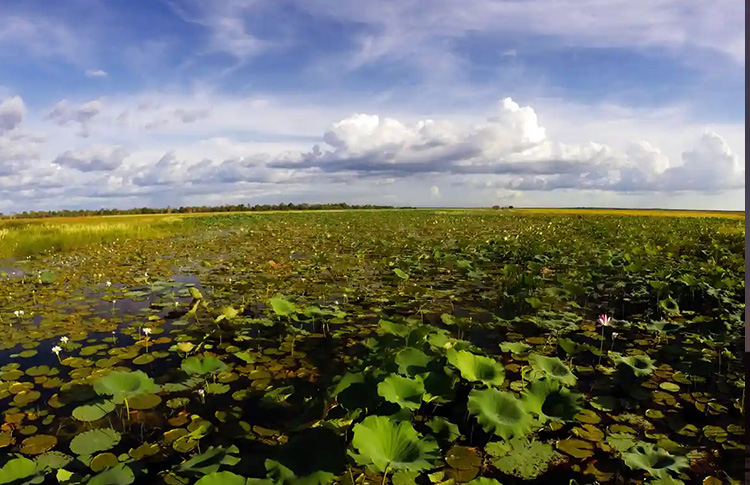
597;314;612;326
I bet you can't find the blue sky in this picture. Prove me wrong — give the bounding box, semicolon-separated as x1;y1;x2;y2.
0;0;744;212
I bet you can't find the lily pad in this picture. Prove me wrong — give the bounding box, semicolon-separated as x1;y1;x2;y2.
446;349;505;387
20;434;57;455
486;438;564;479
70;428;121;456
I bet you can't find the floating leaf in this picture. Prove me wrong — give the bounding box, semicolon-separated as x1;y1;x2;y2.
35;451;72;471
555;438;594;459
499;342;531;354
73;400;116;422
70;428;121;456
425;417;460;443
0;457;37;484
269;296;298;317
88;464;135;485
486;438;564;479
90;452;119;472
20;434;57;455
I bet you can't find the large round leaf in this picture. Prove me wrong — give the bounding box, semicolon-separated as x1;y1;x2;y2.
395;349;432;376
93;371;155;403
467;388;533;439
612;354;656;377
521;378;582;422
181;356;228;376
351;415;439;473
70;428;121;456
377;375;425;410
528;354;577;386
621;442;689;479
195;471;252;485
72;400;116;422
446;349;505;387
485;438;564;479
0;457;37;484
88;464;135;485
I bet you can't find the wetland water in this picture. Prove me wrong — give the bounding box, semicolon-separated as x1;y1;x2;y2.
0;211;744;484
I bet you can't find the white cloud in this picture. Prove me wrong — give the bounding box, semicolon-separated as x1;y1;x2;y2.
84;69;108;78
0;95;25;134
52;145;129;172
430;185;440;197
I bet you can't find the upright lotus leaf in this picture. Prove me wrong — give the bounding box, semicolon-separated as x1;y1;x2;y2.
557;338;592;357
467;388;533;439
528;354;576;386
350;415;439;473
499;342;531;355
395;348;432;376
377;374;425;410
446;349;505;387
195;472;258;485
425;417;460;443
69;428;121;456
269;295;298;317
485;438;565;479
265;459;335;485
93;371;155;403
379;319;411;337
521;378;582;422
0;457;37;484
178;445;240;476
87;464;135;485
612;354;656;377
181;356;228;376
621;442;689;479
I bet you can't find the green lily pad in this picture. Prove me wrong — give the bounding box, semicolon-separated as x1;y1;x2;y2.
20;434;57;455
70;428;121;456
93;370;155;403
621;442;689;479
88;464;135;485
445;446;481;470
0;457;37;484
73;400;116;422
555;438;594;459
486;438;564;479
35;451;72;470
181;356;228;376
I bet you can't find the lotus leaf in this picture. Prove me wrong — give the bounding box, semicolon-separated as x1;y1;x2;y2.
88;464;135;485
377;374;425;410
612;354;656;377
90;452;119;472
622;442;689;479
195;471;252;485
499;341;531;354
392;470;420;485
269;296;298;317
395;348;432;376
127;393;162;410
528;354;576;386
69;428;121;456
521;378;582;422
467;388;533;439
350;415;439;473
446;349;505;387
0;457;37;484
467;479;502;485
485;438;565;479
181;356;228;376
129;442;161;459
264;458;336;485
425;417;460;443
177;445;240;475
93;370;155;403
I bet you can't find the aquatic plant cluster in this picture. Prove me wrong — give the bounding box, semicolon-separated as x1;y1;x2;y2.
0;210;744;484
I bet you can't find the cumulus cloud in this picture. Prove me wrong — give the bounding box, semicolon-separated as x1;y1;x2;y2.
271;97;744;193
430;185;440;197
84;69;108;78
52;145;129;172
0;96;25;134
45;99;103;137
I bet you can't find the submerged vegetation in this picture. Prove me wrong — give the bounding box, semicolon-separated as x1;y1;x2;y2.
0;209;744;484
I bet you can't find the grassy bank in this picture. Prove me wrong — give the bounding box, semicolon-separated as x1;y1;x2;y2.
0;215;185;259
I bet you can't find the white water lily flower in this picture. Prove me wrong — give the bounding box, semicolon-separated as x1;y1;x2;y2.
197;389;205;396
143;327;152;336
51;346;62;354
106;281;112;287
13;310;24;317
60;336;69;344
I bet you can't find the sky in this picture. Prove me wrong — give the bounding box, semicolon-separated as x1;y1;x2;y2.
0;0;745;212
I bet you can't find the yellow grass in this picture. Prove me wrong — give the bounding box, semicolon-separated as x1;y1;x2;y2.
513;208;745;219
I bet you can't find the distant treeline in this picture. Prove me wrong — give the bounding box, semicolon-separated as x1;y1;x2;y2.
2;202;410;219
